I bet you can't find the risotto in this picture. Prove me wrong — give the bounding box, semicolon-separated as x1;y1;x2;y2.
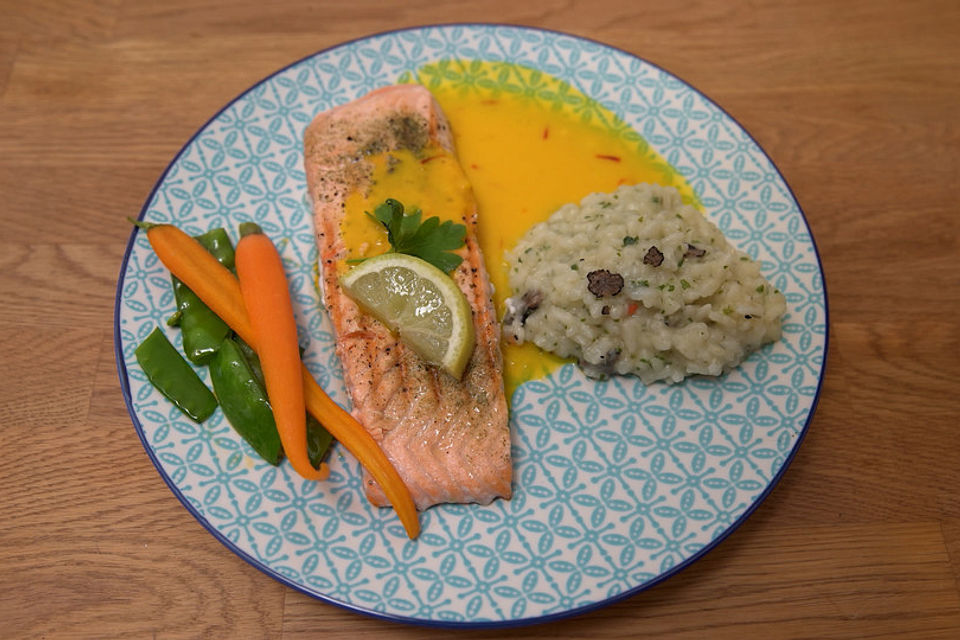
502;184;786;384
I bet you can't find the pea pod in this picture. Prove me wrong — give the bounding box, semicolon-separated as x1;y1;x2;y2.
305;412;334;470
172;228;236;364
236;339;334;468
195;228;236;269
135;327;217;422
209;337;283;465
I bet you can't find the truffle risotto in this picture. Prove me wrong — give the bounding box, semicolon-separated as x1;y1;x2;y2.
503;183;786;384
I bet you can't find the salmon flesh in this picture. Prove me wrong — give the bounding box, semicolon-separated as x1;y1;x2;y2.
303;85;512;510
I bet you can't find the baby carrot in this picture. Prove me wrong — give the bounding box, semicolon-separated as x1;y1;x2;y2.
235;223;326;482
130;220;254;344
130;219;420;538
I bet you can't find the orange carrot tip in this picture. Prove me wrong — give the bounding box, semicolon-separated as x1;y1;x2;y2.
314;462;331;481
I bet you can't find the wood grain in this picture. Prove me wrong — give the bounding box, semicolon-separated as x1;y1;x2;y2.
1;0;958;638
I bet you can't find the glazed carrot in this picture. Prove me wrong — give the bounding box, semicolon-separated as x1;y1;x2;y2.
235;223;326;482
130;219;421;538
129;221;255;343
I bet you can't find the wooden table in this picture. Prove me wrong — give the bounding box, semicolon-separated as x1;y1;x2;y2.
2;1;958;637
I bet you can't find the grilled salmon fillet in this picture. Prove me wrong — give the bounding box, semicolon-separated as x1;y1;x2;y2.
303;85;511;510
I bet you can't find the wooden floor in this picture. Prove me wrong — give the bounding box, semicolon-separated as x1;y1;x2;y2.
2;0;959;637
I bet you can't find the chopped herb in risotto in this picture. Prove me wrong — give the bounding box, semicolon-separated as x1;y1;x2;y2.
502;183;786;384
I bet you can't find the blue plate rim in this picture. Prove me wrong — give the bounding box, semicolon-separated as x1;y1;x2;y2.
114;22;829;629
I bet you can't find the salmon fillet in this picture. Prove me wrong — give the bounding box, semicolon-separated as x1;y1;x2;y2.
303;85;512;510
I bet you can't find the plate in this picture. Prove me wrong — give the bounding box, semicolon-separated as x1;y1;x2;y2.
115;24;827;627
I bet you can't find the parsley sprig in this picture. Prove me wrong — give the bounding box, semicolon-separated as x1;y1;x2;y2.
359;198;466;273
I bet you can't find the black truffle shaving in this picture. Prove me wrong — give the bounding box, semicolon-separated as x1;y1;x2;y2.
579;348;622;380
519;289;544;325
587;270;624;297
643;246;664;267
504;289;544;329
684;244;707;259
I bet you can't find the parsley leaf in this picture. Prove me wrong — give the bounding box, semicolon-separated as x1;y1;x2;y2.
364;198;466;273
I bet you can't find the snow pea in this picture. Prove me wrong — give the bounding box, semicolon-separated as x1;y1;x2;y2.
195;227;236;269
209;337;283;465
235;339;334;468
171;228;236;365
135;327;217;422
305;411;335;470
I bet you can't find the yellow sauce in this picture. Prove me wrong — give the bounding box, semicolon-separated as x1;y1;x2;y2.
342;60;698;396
340;146;474;265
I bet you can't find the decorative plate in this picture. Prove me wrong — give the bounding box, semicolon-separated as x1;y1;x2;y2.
115;24;827;627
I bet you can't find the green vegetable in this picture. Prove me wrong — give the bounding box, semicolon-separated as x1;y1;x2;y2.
235;338;265;384
135;327;217;422
623;236;638;246
235;339;334;468
172;279;231;364
209;338;283;465
195;227;237;269
305;414;335;469
239;221;262;238
171;228;236;364
359;198;466;273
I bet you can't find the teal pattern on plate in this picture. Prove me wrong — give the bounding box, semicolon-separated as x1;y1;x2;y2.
116;24;827;625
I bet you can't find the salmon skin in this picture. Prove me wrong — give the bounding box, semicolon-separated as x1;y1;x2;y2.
303;85;511;510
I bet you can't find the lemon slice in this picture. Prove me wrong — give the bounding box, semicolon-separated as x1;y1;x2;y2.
340;253;475;379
